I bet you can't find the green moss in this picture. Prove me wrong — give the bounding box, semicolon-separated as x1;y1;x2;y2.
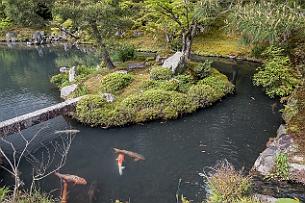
192;29;251;56
150;66;173;80
100;72;133;93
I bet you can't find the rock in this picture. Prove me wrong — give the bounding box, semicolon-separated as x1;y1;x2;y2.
155;55;166;64
128;62;146;70
101;93;115;103
133;31;143;37
162;52;186;74
253;146;278;176
6;32;17;42
59;66;69;73
115;70;128;74
32;31;45;45
60;84;78;98
69;66;76;82
277;124;287;137
254;194;277;203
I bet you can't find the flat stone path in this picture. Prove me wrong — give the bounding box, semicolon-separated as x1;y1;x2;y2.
0;97;83;137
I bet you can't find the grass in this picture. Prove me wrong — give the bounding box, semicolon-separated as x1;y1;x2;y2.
192;29;251;56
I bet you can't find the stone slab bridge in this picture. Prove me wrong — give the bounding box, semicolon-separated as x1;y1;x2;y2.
0;97;83;137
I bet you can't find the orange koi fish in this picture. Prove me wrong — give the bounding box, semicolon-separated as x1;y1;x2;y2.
54;172;87;185
116;153;125;175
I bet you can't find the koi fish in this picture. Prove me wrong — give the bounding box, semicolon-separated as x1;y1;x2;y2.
116;153;125;175
113;148;145;161
54;172;87;185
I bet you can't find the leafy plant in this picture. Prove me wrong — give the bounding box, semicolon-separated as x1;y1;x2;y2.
192;60;212;79
100;72;133;93
253;55;300;98
0;187;9;202
0;18;11;32
227;2;305;47
116;44;135;62
274;152;290;180
50;73;69;88
206;162;253;203
150;66;173;80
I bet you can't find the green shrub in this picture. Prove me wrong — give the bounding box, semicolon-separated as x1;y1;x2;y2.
192;60;212;79
100;72;133;93
50;73;69;88
0;18;12;32
120;89;197;122
207;162;252;203
116;44;135;62
253;56;300;98
150;66;173;80
0;187;9;202
188;84;218;107
71;84;88;97
141;79;179;91
174;74;195;92
199;69;235;96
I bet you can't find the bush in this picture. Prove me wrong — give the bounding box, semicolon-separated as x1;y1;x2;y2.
188;84;218;107
150;66;173;80
0;18;12;32
174;74;195;93
100;72;133;93
116;44;135;62
206;162;252;203
71;84;88;98
50;73;69;88
199;69;235;96
120;89;197;122
192;60;212;79
253;56;300;98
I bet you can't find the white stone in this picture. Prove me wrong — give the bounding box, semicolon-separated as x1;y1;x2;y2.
101;93;115;103
60;84;78;98
69;66;76;82
162;52;185;74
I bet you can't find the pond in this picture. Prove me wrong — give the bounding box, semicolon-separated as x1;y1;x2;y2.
0;45;282;202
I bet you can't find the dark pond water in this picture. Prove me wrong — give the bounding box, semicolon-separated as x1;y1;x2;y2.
0;45;282;203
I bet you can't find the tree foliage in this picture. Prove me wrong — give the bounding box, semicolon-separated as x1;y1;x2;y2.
145;0;222;58
227;1;305;46
253;47;300;98
54;0;133;68
2;0;53;26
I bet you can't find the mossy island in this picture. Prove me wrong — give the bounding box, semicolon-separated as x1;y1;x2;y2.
51;54;234;128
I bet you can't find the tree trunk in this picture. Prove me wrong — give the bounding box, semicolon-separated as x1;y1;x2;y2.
181;24;197;59
91;23;115;69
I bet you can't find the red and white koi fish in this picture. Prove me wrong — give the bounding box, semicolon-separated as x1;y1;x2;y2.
54;172;87;185
116;153;125;175
113;148;145;161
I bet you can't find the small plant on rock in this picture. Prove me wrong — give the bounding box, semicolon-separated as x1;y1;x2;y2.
274;151;290;180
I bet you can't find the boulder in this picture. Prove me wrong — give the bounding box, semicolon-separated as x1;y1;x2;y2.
69;66;76;82
133;31;143;37
32;31;45;45
60;84;78;98
162;52;186;74
101;93;115;103
59;66;69;73
6;32;17;42
128;62;146;70
253;146;278;176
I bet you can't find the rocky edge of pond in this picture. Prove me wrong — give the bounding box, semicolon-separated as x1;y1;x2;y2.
252;124;305;202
